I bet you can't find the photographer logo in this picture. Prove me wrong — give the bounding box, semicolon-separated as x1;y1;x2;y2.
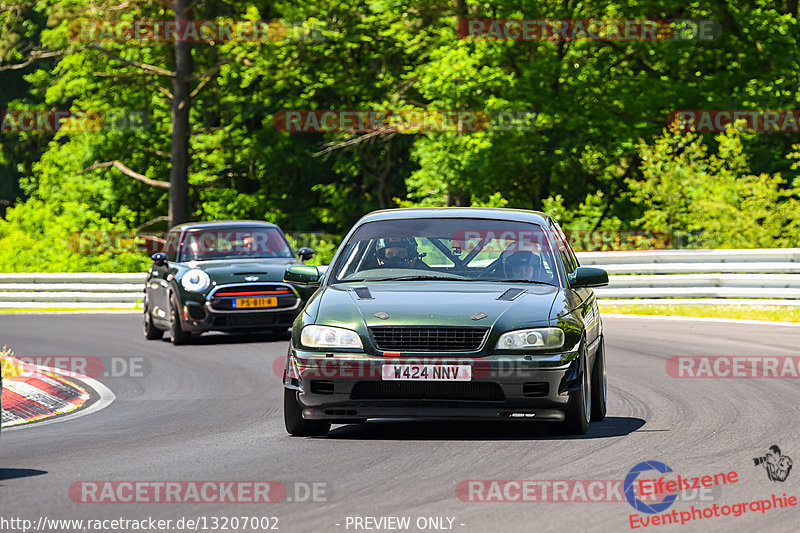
753;446;793;483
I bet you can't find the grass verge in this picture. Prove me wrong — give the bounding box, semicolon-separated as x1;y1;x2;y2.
599;304;800;323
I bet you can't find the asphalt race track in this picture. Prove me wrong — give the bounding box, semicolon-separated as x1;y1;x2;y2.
1;314;798;532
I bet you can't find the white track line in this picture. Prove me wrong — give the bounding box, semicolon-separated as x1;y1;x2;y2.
603;313;800;327
3;365;116;431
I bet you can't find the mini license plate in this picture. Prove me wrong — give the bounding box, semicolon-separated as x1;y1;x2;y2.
235;297;278;309
381;364;472;381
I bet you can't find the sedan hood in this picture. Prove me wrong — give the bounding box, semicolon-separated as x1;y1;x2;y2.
312;281;558;330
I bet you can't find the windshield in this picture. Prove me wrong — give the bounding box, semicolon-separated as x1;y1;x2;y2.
328;218;560;285
177;228;294;261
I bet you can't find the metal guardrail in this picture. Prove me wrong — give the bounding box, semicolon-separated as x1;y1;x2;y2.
0;249;797;308
577;248;800;305
0;273;145;308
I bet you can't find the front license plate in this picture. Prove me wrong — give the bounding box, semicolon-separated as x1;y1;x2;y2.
235;297;278;309
381;364;472;381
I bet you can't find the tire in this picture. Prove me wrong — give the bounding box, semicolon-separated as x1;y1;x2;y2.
283;388;330;437
562;346;591;435
591;337;607;422
143;296;164;340
169;296;191;345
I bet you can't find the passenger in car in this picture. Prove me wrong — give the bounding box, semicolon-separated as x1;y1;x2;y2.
506;251;543;281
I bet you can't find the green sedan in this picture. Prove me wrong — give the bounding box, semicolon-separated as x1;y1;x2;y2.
282;208;609;436
143;220;316;344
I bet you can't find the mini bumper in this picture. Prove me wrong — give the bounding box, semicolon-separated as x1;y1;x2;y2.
179;299;300;332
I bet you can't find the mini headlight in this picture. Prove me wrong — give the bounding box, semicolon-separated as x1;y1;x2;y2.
181;269;210;292
496;327;564;351
301;325;363;350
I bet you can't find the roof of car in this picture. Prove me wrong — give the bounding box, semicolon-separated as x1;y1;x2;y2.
170;220;281;231
356;207;551;225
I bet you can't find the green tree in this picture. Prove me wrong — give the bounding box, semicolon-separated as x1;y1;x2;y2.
630;127;800;248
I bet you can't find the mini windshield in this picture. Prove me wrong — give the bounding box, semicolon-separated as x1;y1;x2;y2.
328;218;560;285
177;228;294;261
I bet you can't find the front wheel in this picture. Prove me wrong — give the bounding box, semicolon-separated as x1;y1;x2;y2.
283;388;330;437
143;296;164;340
169;297;191;345
562;348;591;435
591;337;607;422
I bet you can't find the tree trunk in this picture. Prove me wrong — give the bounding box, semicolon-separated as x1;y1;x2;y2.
169;0;193;227
446;188;470;206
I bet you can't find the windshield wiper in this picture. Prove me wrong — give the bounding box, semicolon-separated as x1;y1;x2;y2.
364;274;470;282
491;279;556;286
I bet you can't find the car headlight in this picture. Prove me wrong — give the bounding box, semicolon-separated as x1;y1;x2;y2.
301;325;363;350
496;327;564;351
181;269;210;292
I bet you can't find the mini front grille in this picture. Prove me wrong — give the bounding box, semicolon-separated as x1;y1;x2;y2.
212;284;293;296
368;326;488;352
209;283;298;311
350;381;505;401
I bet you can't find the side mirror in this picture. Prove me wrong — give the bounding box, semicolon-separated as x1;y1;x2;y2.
151;252;168;266
297;247;315;262
285;265;322;285
569;266;608;288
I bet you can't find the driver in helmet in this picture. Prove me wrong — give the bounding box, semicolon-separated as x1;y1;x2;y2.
506;251;541;281
377;238;427;269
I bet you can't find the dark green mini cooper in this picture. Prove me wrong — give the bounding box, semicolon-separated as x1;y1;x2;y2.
143;221;316;344
282;208;610;436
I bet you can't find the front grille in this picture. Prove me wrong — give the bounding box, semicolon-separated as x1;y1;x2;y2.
213;284;289;295
350;381;505;401
209;284;298;311
369;326;489;352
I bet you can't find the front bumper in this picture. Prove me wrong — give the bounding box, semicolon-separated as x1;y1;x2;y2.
179;282;303;332
283;349;580;422
181;309;300;332
179;299;301;333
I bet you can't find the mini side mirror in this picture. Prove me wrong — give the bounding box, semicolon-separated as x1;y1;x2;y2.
151;252;168;266
297;247;315;262
569;266;609;288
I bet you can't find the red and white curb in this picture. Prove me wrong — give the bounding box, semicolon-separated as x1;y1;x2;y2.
2;359;115;429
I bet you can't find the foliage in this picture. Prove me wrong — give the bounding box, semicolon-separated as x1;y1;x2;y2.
1;1;800;272
631;127;800;248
